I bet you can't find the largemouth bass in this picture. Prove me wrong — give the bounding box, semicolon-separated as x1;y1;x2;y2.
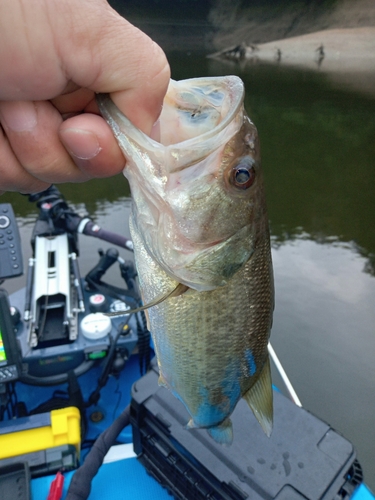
97;76;274;444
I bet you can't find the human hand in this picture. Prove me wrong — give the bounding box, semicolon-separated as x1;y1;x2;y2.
0;0;170;195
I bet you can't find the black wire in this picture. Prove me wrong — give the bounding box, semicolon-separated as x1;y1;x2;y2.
136;312;151;376
86;314;132;408
65;405;131;500
27;371;87;439
20;360;95;386
111;378;122;422
0;382;18;420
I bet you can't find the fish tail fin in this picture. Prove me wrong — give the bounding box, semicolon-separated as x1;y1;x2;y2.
243;356;273;437
207;418;233;446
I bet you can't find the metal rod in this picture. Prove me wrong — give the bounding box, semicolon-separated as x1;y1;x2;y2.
24;258;35;321
268;343;302;407
70;252;85;312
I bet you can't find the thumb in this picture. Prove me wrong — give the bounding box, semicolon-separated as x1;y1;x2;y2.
54;0;171;135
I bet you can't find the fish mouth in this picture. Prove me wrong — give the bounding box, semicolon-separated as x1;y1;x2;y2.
96;76;255;290
157;76;245;148
97;76;245;173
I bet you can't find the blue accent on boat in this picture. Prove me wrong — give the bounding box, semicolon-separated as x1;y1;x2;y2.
25;354;375;500
31;458;375;500
352;484;375;500
32;457;172;500
15;353;143;444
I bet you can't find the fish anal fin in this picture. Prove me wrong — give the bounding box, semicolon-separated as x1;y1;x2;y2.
186;418;196;430
158;374;168;388
243;357;273;437
207;418;233;446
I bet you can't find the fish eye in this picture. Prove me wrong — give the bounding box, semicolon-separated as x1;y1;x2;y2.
229;157;256;190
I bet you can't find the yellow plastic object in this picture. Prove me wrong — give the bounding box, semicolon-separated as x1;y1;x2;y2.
0;406;80;460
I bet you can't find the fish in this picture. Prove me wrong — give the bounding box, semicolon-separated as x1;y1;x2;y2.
96;75;274;445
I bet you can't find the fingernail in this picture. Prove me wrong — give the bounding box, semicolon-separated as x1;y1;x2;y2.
0;101;37;132
60;128;102;160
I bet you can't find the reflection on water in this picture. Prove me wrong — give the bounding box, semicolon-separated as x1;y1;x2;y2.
272;236;375;487
1;54;375;487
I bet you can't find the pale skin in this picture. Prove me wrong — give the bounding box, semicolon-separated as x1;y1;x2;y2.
0;0;170;195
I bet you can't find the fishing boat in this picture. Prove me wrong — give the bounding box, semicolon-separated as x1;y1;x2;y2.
0;186;373;500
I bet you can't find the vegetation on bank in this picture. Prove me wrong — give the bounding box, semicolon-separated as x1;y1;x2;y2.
109;0;375;51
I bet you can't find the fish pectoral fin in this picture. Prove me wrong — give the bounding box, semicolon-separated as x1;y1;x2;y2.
243;357;273;437
167;282;190;298
105;283;189;317
207;418;233;446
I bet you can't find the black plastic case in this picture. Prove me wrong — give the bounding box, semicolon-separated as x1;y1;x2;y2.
0;462;31;500
0;203;23;280
130;362;362;500
0;444;78;478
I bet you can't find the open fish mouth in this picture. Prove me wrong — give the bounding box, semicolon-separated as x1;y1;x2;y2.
97;76;245;165
97;76;257;291
156;77;245;150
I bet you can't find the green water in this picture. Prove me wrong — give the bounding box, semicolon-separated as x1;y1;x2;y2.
2;54;375;488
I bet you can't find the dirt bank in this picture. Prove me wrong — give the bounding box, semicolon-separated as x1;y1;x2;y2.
255;27;375;69
260;27;375;96
211;27;375;97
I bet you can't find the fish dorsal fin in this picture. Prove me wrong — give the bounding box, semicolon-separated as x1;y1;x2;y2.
243;357;273;437
104;283;189;317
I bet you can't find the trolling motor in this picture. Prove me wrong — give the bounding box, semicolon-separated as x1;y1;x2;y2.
23;186;134;349
23;187;85;348
8;185;150;385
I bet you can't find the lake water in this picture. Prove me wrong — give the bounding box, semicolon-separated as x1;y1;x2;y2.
2;52;375;489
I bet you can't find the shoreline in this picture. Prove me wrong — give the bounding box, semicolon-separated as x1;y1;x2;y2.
210;27;375;97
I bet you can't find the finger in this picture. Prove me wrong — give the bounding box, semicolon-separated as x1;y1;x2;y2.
0;99;126;184
0;125;51;193
50;0;170;135
51;92;126;177
0;0;170;135
0;100;88;184
51;88;95;114
59;113;126;178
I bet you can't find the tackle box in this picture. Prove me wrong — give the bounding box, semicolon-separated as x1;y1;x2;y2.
0;444;78;477
130;361;363;500
0;406;81;461
0;462;31;500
